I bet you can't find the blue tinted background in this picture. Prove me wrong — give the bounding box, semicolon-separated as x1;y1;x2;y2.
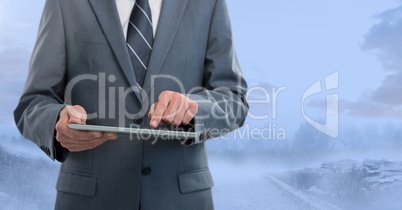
1;0;402;209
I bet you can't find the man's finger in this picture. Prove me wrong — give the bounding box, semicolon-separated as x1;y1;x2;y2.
172;97;188;126
56;130;102;146
61;127;103;141
182;101;198;125
59;133;116;152
67;105;87;124
163;94;182;124
148;103;157;119
150;91;171;128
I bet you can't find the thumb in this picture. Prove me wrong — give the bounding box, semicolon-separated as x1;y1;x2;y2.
66;105;87;124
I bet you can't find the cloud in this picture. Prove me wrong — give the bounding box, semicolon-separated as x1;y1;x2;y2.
342;5;402;119
341;100;402;118
361;5;402;72
370;73;402;105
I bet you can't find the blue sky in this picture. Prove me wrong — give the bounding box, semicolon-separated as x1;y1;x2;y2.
226;0;402;134
1;0;402;138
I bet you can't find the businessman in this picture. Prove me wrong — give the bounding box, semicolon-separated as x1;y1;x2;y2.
14;0;248;209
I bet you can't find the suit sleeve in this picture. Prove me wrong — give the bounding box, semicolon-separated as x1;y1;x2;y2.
187;0;249;144
14;0;69;161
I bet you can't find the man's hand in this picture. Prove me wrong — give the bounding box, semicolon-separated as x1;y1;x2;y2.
148;91;198;128
55;105;118;152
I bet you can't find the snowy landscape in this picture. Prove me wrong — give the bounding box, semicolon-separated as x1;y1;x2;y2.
1;122;402;210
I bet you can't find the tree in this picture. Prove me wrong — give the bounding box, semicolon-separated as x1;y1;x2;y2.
292;122;331;155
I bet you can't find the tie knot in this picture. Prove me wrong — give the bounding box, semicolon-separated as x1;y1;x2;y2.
131;0;153;25
136;0;149;7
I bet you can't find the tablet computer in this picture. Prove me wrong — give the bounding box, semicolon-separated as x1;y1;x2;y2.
67;124;199;139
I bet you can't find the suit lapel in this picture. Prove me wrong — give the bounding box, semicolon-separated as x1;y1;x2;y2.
142;0;189;96
88;0;143;101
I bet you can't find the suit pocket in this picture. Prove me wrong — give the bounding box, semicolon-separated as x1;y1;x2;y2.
56;171;97;197
177;168;214;194
75;32;108;45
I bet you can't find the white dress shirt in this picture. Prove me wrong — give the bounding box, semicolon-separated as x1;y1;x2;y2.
115;0;163;38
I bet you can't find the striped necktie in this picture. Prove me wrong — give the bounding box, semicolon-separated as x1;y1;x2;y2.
126;0;153;87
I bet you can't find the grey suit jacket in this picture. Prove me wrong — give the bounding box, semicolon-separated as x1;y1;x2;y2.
14;0;248;209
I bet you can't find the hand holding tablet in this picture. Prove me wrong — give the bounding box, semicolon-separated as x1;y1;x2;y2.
55;105;118;152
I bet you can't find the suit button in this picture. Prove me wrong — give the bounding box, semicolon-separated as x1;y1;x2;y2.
133;118;143;124
142;167;151;176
